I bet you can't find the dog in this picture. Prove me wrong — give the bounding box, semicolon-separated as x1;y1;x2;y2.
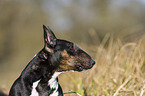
9;25;95;96
0;91;7;96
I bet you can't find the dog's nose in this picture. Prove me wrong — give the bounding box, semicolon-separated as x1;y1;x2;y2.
91;59;95;65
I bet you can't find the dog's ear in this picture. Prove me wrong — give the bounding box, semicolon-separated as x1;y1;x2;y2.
43;25;57;48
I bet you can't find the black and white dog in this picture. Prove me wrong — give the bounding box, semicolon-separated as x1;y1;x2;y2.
9;25;95;96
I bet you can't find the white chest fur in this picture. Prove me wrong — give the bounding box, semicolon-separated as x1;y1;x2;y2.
30;72;62;96
30;80;40;96
48;72;62;96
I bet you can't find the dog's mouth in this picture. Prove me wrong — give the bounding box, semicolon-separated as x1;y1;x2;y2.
75;65;84;71
75;60;95;72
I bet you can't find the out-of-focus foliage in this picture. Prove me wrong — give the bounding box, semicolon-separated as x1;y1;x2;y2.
43;0;145;44
0;0;46;62
0;0;145;94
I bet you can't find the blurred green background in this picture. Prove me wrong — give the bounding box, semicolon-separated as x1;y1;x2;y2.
0;0;145;94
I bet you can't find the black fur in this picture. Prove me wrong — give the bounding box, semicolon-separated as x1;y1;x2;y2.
9;25;95;96
0;92;7;96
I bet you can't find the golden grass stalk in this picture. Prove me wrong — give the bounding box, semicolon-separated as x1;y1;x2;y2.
113;76;132;96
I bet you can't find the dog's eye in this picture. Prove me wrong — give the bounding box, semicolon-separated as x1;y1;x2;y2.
66;44;75;55
74;44;79;50
69;46;74;52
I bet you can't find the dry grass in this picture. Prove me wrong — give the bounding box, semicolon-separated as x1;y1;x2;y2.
59;35;145;96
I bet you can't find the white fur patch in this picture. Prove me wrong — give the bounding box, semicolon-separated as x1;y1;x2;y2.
30;80;40;96
30;71;73;96
48;72;62;96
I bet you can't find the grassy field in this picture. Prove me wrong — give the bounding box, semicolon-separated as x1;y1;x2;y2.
0;35;145;96
59;35;145;96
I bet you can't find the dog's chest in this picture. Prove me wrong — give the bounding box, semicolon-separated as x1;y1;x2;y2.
30;72;61;96
48;72;61;96
30;80;40;96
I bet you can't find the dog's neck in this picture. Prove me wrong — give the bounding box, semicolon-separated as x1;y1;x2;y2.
31;72;62;96
13;49;62;96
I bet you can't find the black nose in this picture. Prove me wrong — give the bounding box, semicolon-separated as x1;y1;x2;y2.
91;60;95;65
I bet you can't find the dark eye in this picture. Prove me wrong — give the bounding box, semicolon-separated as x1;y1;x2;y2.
67;44;75;55
74;44;80;51
70;45;74;52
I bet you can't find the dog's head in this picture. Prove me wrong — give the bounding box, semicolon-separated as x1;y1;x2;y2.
43;25;95;72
